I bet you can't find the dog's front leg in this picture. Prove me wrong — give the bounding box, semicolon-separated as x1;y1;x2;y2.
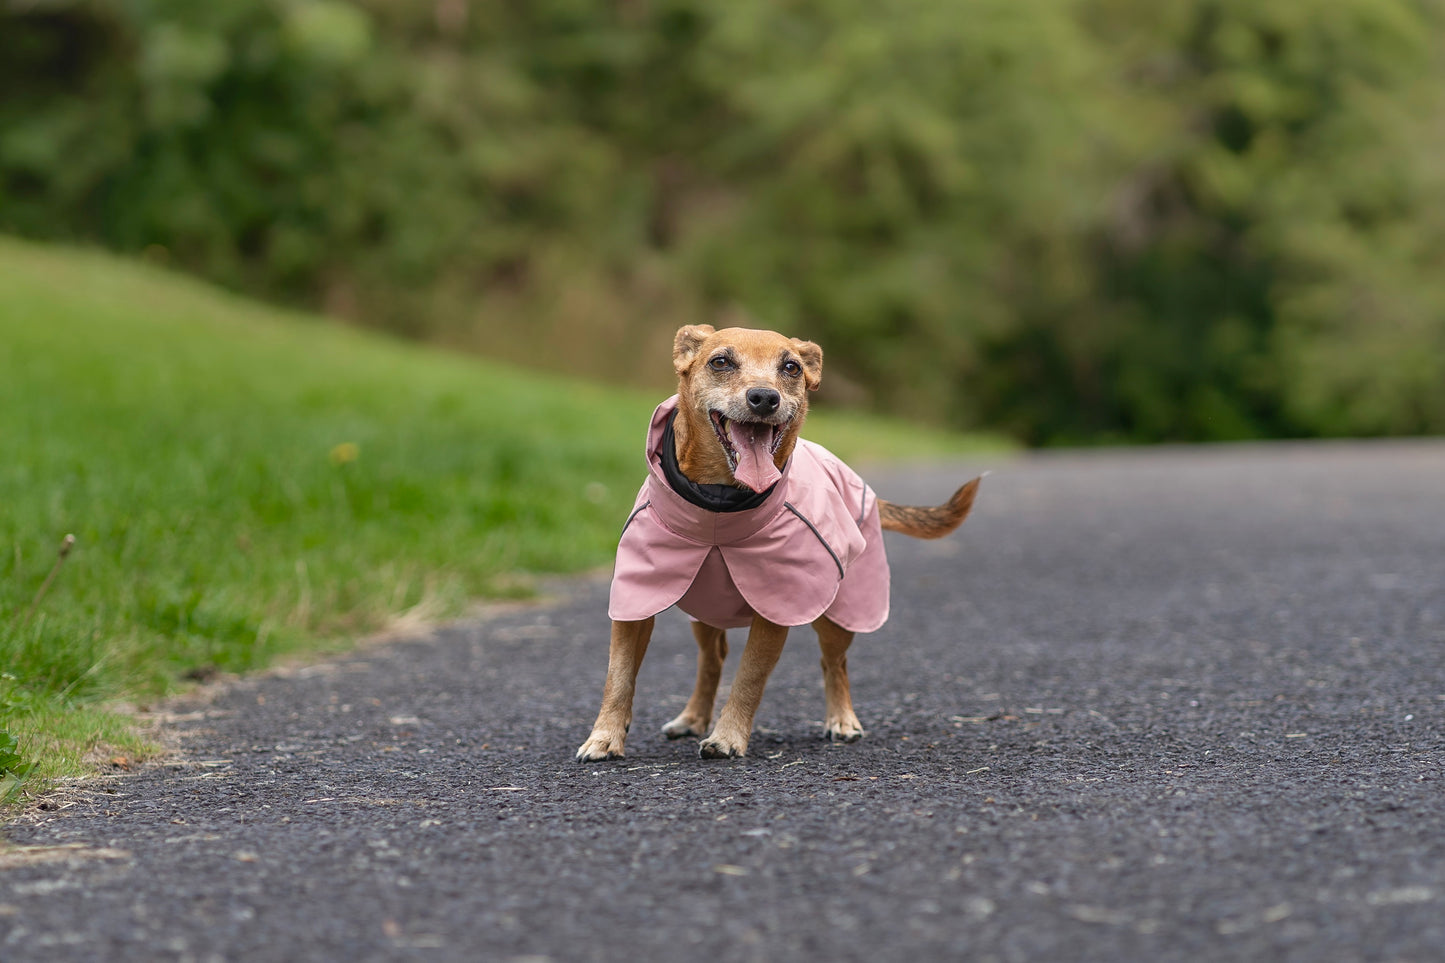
699;615;789;758
576;617;655;762
662;622;728;739
814;616;864;742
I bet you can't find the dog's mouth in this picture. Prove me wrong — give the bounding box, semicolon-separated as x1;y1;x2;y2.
709;410;789;492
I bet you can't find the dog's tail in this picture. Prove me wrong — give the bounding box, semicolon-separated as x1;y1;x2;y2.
877;474;984;540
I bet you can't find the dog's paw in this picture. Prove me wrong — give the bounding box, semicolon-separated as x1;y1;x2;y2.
698;730;748;759
575;730;627;762
824;714;865;743
661;712;708;740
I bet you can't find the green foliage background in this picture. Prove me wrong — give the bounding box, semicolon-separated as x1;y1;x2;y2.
4;0;1444;444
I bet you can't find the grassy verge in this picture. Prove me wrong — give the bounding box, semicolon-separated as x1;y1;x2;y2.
0;237;1006;803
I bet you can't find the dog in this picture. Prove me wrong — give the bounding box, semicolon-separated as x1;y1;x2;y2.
576;324;982;760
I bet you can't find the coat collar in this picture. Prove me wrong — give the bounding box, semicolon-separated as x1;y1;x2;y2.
642;395;793;544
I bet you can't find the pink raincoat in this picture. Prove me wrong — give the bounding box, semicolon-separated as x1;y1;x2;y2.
608;396;891;632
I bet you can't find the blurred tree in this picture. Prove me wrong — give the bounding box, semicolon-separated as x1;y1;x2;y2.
675;0;1119;432
1073;0;1445;440
2;0;1443;442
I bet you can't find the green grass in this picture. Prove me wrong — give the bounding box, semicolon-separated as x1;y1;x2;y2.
0;236;1004;800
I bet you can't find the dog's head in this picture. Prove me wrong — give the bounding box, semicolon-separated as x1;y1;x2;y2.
670;324;823;492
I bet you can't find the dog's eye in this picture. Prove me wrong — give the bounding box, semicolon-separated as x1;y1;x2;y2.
708;355;733;371
781;360;803;377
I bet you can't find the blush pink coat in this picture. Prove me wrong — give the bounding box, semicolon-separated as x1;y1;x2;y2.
608;396;891;632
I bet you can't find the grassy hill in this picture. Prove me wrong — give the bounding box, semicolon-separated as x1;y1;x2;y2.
0;237;1002;799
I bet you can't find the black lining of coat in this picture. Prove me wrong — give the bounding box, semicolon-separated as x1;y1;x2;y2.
659;410;778;513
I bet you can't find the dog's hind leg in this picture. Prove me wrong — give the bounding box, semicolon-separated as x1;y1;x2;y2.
700;615;790;758
576;617;655;761
814;616;864;742
662;622;728;740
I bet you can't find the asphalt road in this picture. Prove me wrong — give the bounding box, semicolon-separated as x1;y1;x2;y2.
3;440;1443;963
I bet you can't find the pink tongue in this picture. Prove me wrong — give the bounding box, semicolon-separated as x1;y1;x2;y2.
729;421;782;493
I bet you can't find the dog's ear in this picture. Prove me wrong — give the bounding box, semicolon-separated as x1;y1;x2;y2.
673;325;716;376
791;339;823;391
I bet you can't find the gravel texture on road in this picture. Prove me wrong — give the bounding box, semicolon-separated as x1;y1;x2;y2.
3;441;1443;963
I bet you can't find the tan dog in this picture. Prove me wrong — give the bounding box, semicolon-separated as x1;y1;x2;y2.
577;325;981;760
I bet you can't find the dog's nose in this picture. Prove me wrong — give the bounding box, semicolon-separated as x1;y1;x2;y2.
746;388;781;417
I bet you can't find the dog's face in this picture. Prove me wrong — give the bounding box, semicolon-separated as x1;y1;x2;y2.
671;325;823;491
